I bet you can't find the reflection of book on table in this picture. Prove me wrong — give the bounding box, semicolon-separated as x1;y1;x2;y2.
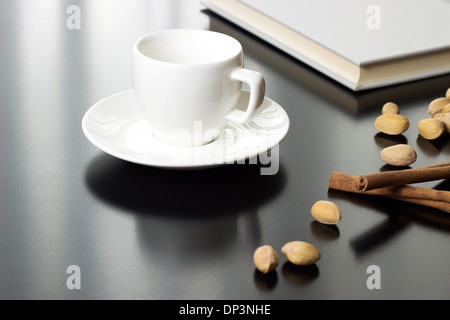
201;0;450;91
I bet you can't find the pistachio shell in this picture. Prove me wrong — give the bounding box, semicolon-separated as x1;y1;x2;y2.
374;114;409;135
442;104;450;113
253;245;279;274
281;241;321;266
381;102;399;115
428;97;450;115
432;113;450;133
311;200;341;225
418;118;445;140
380;144;417;166
446;88;450;99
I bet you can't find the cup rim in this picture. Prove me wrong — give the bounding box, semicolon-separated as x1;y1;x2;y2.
133;29;243;67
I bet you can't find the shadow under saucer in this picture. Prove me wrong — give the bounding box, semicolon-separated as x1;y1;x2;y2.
84;153;287;260
84;153;287;218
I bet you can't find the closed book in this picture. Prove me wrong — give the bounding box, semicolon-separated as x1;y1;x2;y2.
201;0;450;91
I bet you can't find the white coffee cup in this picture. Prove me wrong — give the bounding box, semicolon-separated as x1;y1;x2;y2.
132;29;266;147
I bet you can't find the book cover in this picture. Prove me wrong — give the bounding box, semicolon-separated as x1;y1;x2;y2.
202;0;450;91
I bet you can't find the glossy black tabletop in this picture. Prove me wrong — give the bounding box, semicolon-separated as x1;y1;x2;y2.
1;0;450;300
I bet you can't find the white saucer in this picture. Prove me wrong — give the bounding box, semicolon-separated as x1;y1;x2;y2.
82;89;290;169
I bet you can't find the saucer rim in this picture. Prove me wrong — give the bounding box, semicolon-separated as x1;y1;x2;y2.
82;89;290;169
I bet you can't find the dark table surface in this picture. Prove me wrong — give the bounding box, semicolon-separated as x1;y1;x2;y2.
1;0;450;300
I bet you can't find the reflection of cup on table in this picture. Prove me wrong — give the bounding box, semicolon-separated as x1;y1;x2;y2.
132;29;266;147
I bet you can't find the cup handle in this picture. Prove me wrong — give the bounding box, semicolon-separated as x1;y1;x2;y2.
226;68;265;124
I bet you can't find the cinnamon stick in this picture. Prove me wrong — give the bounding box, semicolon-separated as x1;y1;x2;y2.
328;172;450;200
358;166;450;191
329;162;450;193
366;186;450;211
328;170;450;212
416;161;450;169
365;185;450;201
